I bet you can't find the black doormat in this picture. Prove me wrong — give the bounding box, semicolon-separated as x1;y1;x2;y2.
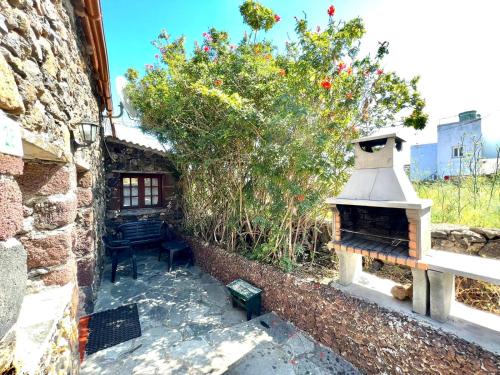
86;303;141;355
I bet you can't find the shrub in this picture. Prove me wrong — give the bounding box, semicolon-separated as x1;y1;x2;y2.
126;2;428;268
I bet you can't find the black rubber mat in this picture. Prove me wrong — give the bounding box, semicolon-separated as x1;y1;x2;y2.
86;303;141;355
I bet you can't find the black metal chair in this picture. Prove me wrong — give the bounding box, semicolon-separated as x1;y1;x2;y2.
103;236;137;283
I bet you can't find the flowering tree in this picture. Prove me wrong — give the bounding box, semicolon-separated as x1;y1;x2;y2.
125;1;428;269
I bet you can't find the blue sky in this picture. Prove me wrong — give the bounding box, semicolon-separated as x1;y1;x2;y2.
101;1;500;145
101;0;375;103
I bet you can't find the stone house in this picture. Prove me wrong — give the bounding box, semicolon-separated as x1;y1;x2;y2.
0;0;178;373
103;119;181;232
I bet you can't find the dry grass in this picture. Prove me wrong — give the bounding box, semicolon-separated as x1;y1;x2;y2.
364;260;500;316
455;277;500;315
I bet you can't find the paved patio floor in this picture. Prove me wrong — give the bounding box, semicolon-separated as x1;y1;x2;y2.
80;251;360;374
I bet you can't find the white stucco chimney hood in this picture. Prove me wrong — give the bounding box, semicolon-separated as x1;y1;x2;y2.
327;133;432;210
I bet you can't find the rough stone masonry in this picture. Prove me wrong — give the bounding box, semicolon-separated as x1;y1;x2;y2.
0;0;106;372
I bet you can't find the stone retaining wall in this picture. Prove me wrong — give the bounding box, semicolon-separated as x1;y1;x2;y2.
431;223;500;259
188;238;500;374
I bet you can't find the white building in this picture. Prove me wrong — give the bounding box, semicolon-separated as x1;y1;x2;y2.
410;111;499;181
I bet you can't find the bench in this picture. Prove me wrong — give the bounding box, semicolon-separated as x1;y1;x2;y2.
227;279;262;321
105;221;166;282
420;249;500;321
117;220;165;247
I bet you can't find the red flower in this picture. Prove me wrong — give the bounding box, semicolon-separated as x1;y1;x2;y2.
376;69;383;75
347;67;353;75
203;46;210;52
337;62;346;72
274;14;281;22
214;79;223;86
327;5;336;17
444;175;450;181
321;80;332;89
296;194;305;202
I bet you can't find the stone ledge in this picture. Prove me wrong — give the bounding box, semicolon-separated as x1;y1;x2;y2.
21;128;71;163
13;283;75;374
422;249;500;285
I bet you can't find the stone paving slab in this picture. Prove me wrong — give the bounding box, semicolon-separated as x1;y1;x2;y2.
81;252;359;374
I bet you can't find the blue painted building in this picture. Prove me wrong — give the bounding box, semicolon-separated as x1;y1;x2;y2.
410;111;500;181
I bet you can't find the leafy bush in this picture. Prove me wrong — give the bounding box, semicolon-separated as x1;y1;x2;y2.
126;1;428;269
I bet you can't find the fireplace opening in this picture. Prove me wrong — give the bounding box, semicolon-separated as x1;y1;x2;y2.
359;137;403;153
336;204;410;258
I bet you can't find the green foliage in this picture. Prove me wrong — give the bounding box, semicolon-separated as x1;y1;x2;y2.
415;177;500;227
240;0;277;32
126;3;429;266
124;67;139;82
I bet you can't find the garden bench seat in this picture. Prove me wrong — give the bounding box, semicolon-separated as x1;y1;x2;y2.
104;220;165;282
420;249;500;322
117;220;165;246
422;249;500;285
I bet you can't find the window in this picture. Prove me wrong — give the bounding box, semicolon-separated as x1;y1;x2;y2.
452;146;463;158
121;174;161;208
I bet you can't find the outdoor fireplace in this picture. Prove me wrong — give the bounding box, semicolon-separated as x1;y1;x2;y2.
327;133;432;314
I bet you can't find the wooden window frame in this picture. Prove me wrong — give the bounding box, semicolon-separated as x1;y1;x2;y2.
121;173;162;209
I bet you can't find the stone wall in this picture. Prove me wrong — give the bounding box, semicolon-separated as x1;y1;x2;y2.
104;139;181;233
431;224;500;259
187;238;500;374
0;0;106;372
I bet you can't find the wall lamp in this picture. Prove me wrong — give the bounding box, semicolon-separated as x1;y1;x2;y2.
72;120;99;150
